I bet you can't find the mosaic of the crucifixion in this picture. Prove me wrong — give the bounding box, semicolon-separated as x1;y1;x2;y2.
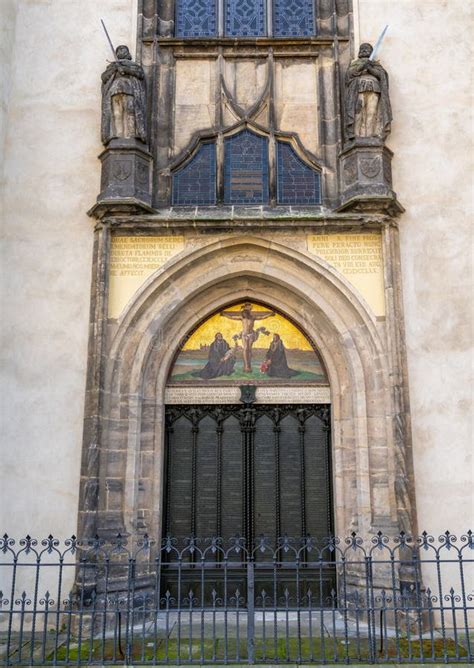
168;302;328;385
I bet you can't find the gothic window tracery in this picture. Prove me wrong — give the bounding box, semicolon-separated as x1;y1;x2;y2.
176;0;217;37
171;130;321;206
172;143;217;205
224;131;269;204
226;0;266;36
175;0;317;37
277;141;321;204
273;0;315;36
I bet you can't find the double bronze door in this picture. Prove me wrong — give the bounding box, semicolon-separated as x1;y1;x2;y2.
162;403;334;605
164;404;332;544
163;403;332;546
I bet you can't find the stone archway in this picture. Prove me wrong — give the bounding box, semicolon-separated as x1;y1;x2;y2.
79;236;415;548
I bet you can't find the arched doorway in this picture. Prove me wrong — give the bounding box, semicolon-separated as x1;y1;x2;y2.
161;301;335;602
80;236;415;552
163;301;332;544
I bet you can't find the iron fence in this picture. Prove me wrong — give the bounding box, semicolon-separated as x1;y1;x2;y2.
0;531;472;665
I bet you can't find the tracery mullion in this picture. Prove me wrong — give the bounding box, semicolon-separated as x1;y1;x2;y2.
216;51;224;203
268;51;277;204
266;0;273;36
216;135;224;203
218;0;224;36
268;137;276;205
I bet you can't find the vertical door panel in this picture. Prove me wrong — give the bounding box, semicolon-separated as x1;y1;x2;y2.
195;414;219;538
166;415;193;539
220;414;244;539
304;414;332;539
253;414;277;541
279;414;303;536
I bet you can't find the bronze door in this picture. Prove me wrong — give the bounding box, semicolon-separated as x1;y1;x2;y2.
162;404;334;606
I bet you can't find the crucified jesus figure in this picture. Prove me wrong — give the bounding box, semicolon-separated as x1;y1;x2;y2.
220;303;275;373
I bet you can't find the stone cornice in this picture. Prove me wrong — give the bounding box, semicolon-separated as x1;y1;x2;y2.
93;206;399;233
154;36;348;47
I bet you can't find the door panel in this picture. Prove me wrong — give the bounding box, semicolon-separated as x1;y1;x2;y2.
253;414;276;540
220;414;244;538
279;414;303;537
164;404;332;543
162;404;334;606
195;414;218;538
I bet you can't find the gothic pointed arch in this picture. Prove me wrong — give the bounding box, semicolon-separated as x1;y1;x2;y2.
82;237;414;552
169;124;323;206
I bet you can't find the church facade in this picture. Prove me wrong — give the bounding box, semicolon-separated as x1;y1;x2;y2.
1;0;472;603
82;0;414;554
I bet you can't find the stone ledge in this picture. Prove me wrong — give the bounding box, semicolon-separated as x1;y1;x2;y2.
95;205;397;231
337;195;405;217
88;198;155;220
154;37;349;48
101;217;392;234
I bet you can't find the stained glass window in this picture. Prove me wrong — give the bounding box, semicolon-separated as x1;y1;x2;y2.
224;131;269;204
277;141;321;204
273;0;315;36
176;0;217;37
172;137;322;206
172;143;217;206
176;0;317;37
225;0;266;37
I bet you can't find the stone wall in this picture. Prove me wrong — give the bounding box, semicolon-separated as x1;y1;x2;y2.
0;0;137;536
357;0;473;538
0;1;17;170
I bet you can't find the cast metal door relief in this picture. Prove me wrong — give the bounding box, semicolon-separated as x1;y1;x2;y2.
162;392;334;606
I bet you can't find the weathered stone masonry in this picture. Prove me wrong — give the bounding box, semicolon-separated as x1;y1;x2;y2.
81;0;416;591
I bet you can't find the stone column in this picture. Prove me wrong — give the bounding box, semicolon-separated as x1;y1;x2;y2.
77;222;110;541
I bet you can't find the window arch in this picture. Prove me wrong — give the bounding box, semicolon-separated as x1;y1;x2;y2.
176;0;316;38
224;131;269;204
171;130;321;206
171;143;217;206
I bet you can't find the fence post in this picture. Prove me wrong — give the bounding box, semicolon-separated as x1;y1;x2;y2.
247;559;255;664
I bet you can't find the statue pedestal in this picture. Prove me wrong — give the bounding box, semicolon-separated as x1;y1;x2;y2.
88;139;154;218
338;139;403;215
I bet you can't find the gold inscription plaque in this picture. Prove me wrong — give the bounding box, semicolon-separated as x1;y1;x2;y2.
165;386;331;405
307;233;385;316
109;236;185;318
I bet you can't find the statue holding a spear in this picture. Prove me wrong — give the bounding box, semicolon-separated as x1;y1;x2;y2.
344;27;392;141
100;20;147;146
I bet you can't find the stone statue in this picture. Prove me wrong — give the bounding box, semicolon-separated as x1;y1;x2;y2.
101;45;147;145
344;42;392;141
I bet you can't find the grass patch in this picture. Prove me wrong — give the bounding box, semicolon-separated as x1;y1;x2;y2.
51;635;469;663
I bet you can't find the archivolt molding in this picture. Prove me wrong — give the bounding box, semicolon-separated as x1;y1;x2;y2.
166;121;325;176
98;237;401;536
106;237;390;433
106;238;388;422
109;236;384;365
